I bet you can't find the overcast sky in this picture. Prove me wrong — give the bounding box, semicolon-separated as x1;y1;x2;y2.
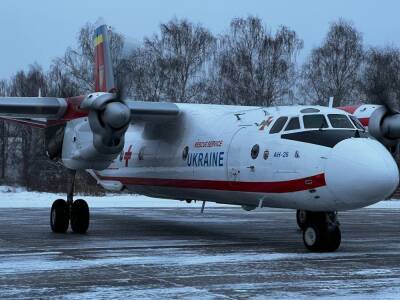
1;0;399;79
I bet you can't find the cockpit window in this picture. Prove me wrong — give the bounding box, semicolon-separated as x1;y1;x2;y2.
328;114;354;129
270;117;288;134
285;117;300;131
303;114;328;129
349;115;365;130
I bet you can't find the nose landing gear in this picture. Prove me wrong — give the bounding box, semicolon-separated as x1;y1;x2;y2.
50;170;90;234
298;210;341;252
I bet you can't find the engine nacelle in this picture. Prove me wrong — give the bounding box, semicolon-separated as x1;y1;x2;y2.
369;106;400;147
61;118;119;170
61;92;131;170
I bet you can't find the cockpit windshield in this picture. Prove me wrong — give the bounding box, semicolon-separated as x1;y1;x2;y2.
328;114;354;129
284;117;300;131
349;115;365;130
303;114;329;129
280;112;369;148
269;112;363;136
270;117;288;134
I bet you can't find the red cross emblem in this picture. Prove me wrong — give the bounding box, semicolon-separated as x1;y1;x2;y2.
259;116;273;131
123;145;133;167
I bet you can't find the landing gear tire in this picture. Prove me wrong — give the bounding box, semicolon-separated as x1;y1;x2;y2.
296;210;308;229
302;212;341;252
324;226;341;252
50;199;69;233
70;199;90;234
303;225;322;251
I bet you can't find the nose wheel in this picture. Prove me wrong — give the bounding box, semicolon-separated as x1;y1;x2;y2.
301;211;341;252
50;170;90;234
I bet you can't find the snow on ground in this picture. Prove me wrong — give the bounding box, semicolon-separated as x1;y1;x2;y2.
368;200;400;208
0;185;399;208
0;185;229;208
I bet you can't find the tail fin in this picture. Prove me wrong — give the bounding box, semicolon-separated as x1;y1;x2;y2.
94;24;116;93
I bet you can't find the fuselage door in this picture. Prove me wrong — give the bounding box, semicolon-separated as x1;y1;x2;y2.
227;127;259;183
227;127;245;182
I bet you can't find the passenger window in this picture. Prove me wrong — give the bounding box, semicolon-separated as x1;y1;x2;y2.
350;116;365;130
285;117;300;131
328;114;354;129
303;114;328;129
270;117;288;134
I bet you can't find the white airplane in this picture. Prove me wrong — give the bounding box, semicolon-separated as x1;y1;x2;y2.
0;24;399;252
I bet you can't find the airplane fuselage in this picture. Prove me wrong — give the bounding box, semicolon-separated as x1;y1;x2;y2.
73;103;398;212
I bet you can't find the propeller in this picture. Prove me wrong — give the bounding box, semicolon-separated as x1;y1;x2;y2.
364;49;400;149
80;87;131;154
368;94;400;148
102;102;131;129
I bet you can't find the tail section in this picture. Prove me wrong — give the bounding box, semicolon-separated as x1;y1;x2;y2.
94;24;116;93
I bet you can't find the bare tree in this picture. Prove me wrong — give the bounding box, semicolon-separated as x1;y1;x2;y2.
0;80;8;96
128;19;215;103
123;44;168;101
47;62;81;97
9;63;48;97
161;19;215;102
360;47;400;110
0;80;8;181
300;19;364;107
212;16;303;106
7;65;49;187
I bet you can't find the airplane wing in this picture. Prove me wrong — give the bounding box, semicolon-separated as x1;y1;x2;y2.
0;96;89;128
126;100;180;122
0;95;181;128
0;97;70;128
0;97;67;119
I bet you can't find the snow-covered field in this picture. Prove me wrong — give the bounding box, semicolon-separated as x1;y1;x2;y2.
0;185;399;209
0;185;229;208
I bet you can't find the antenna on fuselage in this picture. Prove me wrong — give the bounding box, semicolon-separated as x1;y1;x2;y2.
328;96;334;108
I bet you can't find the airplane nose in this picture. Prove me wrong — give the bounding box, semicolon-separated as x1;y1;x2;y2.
325;138;399;209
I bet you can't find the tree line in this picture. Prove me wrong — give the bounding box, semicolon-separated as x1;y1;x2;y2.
1;16;400;192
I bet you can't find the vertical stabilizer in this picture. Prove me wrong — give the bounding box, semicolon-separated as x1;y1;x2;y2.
94;24;116;92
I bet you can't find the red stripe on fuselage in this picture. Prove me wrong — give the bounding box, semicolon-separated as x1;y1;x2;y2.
95;173;326;193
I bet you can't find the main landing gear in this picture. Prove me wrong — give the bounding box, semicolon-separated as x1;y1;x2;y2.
296;210;341;252
50;170;90;234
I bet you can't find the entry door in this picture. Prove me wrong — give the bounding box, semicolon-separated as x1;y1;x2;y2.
227;128;244;182
227;127;256;183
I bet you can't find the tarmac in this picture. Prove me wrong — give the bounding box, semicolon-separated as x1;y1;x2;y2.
0;207;399;299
